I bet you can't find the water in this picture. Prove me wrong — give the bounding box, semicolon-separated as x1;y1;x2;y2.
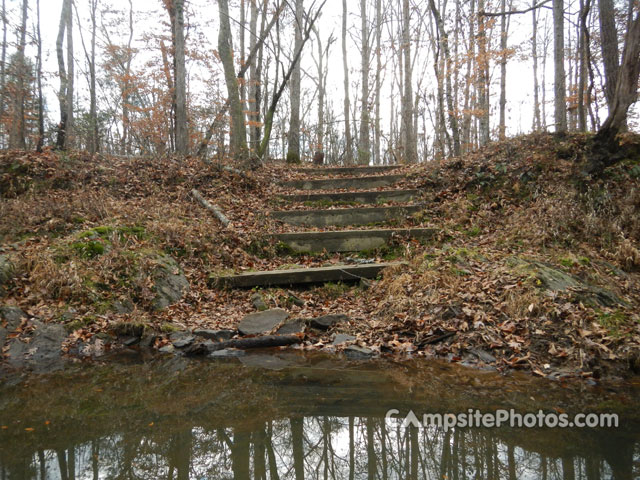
0;351;638;479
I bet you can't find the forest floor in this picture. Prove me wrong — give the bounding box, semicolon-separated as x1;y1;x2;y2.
1;132;639;381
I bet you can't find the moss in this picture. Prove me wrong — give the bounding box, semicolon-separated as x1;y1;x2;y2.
317;281;351;299
464;226;482;237
78;225;147;242
64;316;96;333
275;241;297;256
160;322;179;333
597;310;637;337
357;243;405;261
286;151;301;164
112;321;146;337
71;240;107;258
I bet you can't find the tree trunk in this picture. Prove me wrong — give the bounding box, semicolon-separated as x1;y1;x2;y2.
553;0;567;132
291;418;305;480
218;0;250;166
0;0;7;147
174;0;188;155
598;0;620;116
66;0;74;148
532;1;542;130
586;7;640;174
257;1;325;160
402;0;416;162
342;0;353;164
248;0;261;151
462;0;475;151
477;0;491;145
286;0;303;164
56;0;71;149
358;0;371;165
374;0;382;164
36;0;44;152
577;0;589;132
9;0;28;150
498;0;510;139
429;0;461;156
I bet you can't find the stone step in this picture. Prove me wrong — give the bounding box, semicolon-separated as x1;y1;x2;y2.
274;228;437;253
271;205;423;227
211;263;402;288
297;165;399;176
280;174;405;191
279;189;419;204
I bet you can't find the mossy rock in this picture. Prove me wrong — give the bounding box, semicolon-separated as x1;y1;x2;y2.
151;254;190;311
71;240;108;258
111;321;146;338
0;255;15;293
509;257;624;307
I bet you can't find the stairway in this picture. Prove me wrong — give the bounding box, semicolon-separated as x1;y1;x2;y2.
212;164;432;288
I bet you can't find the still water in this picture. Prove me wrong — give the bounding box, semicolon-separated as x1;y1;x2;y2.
0;351;638;479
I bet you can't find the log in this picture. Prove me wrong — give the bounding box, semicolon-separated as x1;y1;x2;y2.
191;189;230;227
184;334;303;356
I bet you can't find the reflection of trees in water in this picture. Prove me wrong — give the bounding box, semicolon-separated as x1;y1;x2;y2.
1;417;637;479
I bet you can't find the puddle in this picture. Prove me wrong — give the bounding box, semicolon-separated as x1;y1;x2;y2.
0;351;638;478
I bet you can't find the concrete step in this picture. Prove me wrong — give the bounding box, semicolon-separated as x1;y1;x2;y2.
211;262;402;288
297;165;399;176
280;174;405;191
274;228;437;253
271;205;423;227
279;189;419;204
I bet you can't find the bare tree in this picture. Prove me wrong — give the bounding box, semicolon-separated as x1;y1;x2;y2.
477;0;491;145
218;0;250;166
598;0;620;118
36;0;44;152
586;5;640;174
402;0;416;162
358;0;371;164
553;0;567;132
56;0;73;149
0;0;7;146
531;0;542;130
374;0;382;164
342;0;353;164
286;0;303;163
174;0;188;155
9;0;28;149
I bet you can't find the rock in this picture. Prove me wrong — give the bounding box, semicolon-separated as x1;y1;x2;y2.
0;306;26;345
0;255;15;293
469;348;496;364
240;353;292;369
112;322;145;338
113;298;134;314
151;255;190;311
193;329;235;342
158;344;175;354
276;320;306;335
287;291;305;307
344;345;374;359
250;293;268;311
5;320;66;373
238;308;288;335
310;314;348;330
139;334;156;348
332;333;356;345
210;348;245;358
121;336;140;347
511;258;625;307
170;332;195;349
